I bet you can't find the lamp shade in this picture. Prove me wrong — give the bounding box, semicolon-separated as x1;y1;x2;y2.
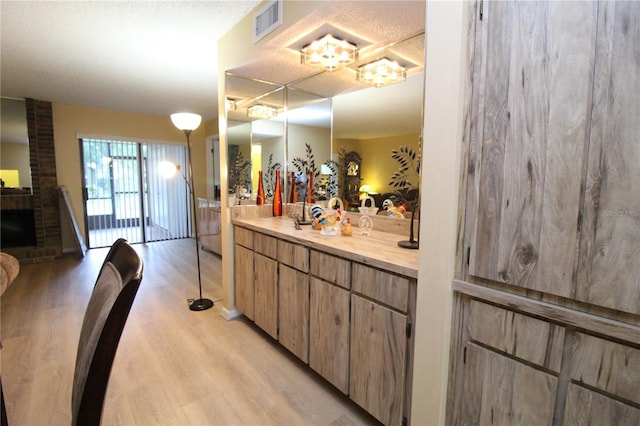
359;184;373;194
170;113;202;131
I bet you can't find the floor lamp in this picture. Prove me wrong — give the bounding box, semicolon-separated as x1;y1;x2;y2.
170;112;214;311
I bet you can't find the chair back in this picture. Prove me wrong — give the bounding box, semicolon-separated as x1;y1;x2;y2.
72;239;143;425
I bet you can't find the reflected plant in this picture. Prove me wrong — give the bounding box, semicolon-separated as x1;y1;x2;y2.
322;159;339;199
292;143;318;198
229;151;251;193
264;153;281;198
389;145;421;249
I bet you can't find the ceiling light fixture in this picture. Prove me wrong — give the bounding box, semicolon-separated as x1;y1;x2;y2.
301;34;358;72
357;58;407;88
247;104;277;119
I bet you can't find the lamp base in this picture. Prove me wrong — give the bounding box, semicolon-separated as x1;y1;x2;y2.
298;220;313;225
189;298;214;311
398;240;419;250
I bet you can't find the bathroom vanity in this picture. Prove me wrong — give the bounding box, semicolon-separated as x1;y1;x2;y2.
232;215;418;426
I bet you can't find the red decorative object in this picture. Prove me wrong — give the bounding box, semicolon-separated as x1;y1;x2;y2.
288;171;297;203
273;169;282;216
256;170;265;205
307;172;314;204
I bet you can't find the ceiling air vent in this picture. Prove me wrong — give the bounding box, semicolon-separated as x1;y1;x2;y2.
254;0;282;43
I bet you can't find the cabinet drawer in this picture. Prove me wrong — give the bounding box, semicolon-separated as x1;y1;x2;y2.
234;226;253;249
570;332;640;405
278;240;309;272
352;263;409;312
468;300;564;372
254;232;278;259
310;251;350;289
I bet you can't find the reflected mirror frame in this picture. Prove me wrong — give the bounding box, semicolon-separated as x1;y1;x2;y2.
283;85;333;204
224;72;285;206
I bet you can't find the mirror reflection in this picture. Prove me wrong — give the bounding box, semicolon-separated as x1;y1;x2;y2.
224;29;424;218
225;74;285;204
332;72;423;213
285;87;332;202
0;97;31;192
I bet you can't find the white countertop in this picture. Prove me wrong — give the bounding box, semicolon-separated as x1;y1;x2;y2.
232;216;419;279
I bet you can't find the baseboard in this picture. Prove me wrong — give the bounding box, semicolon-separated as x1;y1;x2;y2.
220;306;242;321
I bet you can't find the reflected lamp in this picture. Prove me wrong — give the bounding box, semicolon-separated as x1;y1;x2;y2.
357;58;407;88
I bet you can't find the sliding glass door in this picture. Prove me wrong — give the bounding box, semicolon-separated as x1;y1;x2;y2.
81;138;190;248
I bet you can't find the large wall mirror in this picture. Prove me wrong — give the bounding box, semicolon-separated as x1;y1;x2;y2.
224;1;425;218
1;97;31;191
285;87;332;201
225;73;285;203
290;31;424;214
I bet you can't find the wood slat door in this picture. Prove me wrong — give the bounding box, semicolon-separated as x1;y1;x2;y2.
278;264;309;363
576;0;640;314
309;277;350;394
456;343;557;425
254;253;278;338
349;295;406;426
234;244;254;319
466;0;598;297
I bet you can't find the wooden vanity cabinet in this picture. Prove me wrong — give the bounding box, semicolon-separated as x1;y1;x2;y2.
253;233;278;338
350;264;413;426
278;240;310;363
350;294;407;426
234;227;254;320
309;251;351;394
233;225;417;425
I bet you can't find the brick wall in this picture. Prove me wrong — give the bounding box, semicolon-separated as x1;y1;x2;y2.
3;99;62;262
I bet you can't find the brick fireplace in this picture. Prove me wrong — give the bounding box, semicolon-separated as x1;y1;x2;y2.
1;99;62;262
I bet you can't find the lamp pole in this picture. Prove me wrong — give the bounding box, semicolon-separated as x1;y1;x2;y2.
171;113;213;311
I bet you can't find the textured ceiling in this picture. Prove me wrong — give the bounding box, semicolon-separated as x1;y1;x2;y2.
0;0;261;121
1;1;426;142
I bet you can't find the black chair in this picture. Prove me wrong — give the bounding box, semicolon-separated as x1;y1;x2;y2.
71;238;143;426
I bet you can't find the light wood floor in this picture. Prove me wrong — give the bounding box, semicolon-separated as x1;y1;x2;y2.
1;239;378;425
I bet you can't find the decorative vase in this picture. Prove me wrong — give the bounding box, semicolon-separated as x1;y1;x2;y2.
288;171;297;203
307;172;314;204
273;169;282;216
256;170;265;205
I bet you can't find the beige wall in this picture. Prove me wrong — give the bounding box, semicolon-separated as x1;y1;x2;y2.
411;1;468;424
52;103;214;243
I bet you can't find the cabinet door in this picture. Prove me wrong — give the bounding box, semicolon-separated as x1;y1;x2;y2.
309;277;350;394
576;0;640;314
564;383;640;425
234;244;254;320
465;1;598;297
456;343;557;425
278;264;309;363
350;295;406;426
254;253;278;338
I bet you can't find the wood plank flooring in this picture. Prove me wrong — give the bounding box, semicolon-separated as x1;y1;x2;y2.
1;239;378;425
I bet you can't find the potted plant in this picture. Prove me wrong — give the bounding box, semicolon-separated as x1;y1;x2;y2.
389;145;421;249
